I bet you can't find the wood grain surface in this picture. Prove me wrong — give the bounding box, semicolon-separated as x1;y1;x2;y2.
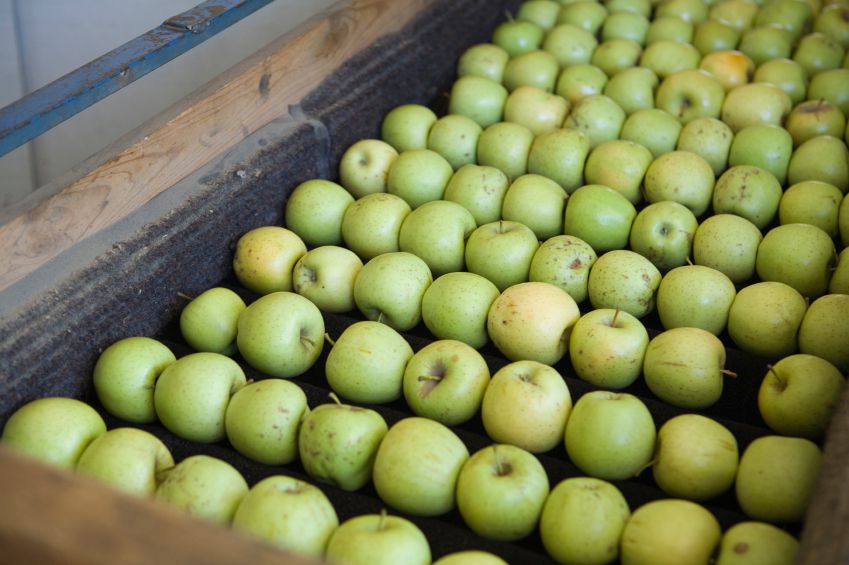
0;0;427;293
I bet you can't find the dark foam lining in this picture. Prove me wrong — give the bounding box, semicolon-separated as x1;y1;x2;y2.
0;0;842;562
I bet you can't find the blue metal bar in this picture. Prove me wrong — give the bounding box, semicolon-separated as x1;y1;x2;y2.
0;0;274;158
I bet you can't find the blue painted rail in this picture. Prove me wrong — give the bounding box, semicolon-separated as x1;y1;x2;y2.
0;0;274;158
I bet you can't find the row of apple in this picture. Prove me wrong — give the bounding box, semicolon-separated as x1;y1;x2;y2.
0;377;811;564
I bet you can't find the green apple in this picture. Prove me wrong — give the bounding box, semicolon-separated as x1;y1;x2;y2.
337;139;399;198
758;353;846;440
584;139;654;205
353;251;432;331
639;40;702;79
503;85;570;136
779;180;843;237
527;127;592;193
502;49;561;92
803;68;849;116
727;281;808;359
787;134;849;193
619;108;683;158
443;164;510;226
481;360;572;454
603;66;660;116
398;199;477;276
224;378;308;465
562;94;627;149
292;245;363;314
590;37;643;77
751;57;809;106
798;293;849;372
652;414;739;501
492;18;545;56
236;291;325;378
528;234;598;303
602;11;651;43
340;192;411;260
727;123;794;185
831;246;849;293
709;0;758;32
154;352;247;443
628;200;699;272
712;165;783;230
657;265;737;335
563;184;637;253
715;521;800;565
735;435;822;523
814;4;849;49
646;15;695;44
426;114;483;170
605;0;652;17
325;512;431;565
92;336;176;423
457;42;510;83
284;179;354;246
794;31;845;76
692;213;763;284
699;50;755;92
539;477;630;565
76;427;174;496
487;281;581;365
324;320;413;404
386;148;454;209
555;63;609;105
620;499;721;565
693;19;741;54
569;308;650;389
501;173;568;240
721;82;793;132
433;551;508;565
298;396;388;491
381;103;437;153
785;99;847;147
542;23;599;67
476;121;535;181
655;0;709;23
676;117;735;176
842;192;849;246
421;271;501;349
738;25;795;66
518;1;561;30
402;339;490;426
655;69;727;123
232;226;306;295
154;454;248;525
372;417;469;516
456;444;550;541
644;150;716;216
558;1;609;36
564;390;656;480
1;397;106;469
231;475;338;557
464;220;540;291
754;0;813;41
448;75;509;128
756;223;836;299
587;249;662;319
643;327;729;409
179;287;246;355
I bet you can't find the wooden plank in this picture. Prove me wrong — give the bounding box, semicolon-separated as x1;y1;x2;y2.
0;0;428;293
0;446;320;565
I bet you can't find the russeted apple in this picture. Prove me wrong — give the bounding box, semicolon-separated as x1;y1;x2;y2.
715;521;799;565
587;249;662;319
712;165;783;230
528;234;597;304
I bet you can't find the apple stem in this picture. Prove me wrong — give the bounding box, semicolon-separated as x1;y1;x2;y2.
328;391;342;406
610;309;621;328
155;465;176;486
492;444;507;476
685;256;693;266
377;311;385;325
324;333;336;347
634;458;656;477
504;9;514;22
720;369;738;379
418;375;442;382
378;508;388;532
177;291;195;301
766;364;783;388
